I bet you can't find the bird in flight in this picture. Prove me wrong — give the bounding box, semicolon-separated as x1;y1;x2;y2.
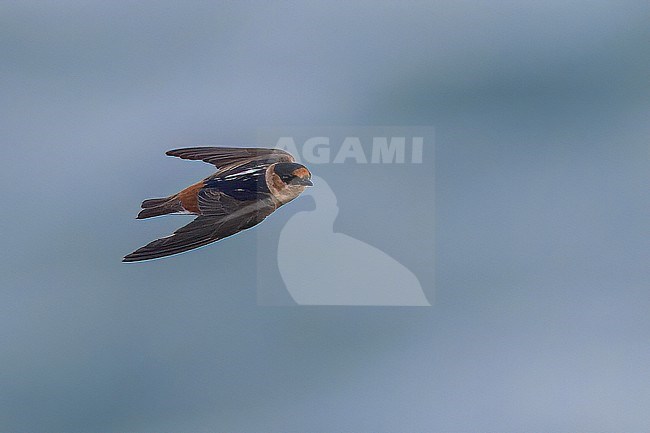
123;147;312;262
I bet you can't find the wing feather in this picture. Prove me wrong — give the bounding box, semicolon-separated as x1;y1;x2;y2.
123;196;276;262
165;146;294;175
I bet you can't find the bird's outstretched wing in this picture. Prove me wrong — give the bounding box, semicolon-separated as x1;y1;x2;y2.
165;146;294;176
123;191;276;262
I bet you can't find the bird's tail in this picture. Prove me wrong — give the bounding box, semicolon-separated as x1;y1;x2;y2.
136;195;184;219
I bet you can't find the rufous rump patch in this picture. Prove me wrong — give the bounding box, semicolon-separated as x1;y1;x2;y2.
177;181;204;213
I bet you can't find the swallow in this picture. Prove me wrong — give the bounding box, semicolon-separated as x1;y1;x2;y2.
123;147;312;262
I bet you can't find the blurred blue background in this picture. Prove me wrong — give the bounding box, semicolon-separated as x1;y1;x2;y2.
1;1;649;432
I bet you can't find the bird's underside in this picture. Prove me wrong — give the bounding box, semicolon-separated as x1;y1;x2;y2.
123;147;300;262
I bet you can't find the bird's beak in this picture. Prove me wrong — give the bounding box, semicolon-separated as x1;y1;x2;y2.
292;177;313;187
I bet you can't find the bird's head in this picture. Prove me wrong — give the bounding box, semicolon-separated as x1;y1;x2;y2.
273;162;313;187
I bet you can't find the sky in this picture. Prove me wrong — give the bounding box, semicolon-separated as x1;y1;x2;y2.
1;1;649;432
